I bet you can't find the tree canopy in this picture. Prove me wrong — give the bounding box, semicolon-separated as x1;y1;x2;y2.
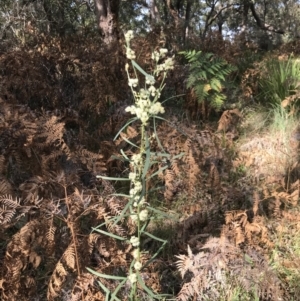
1;0;300;48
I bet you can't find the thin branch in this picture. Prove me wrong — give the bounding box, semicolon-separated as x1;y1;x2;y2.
249;2;285;34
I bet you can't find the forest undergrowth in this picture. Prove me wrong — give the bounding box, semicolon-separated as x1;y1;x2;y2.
0;32;300;301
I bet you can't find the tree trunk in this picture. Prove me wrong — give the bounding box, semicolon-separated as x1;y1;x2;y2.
94;0;120;45
183;0;192;45
149;0;162;26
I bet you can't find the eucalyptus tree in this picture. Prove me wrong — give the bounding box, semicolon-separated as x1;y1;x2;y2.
94;0;120;44
184;0;300;47
1;0;300;48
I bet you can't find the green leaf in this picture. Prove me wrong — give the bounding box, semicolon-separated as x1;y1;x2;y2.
112;200;132;225
91;228;127;241
110;279;127;301
143;231;168;243
120;149;130;160
161;93;185;104
86;267;127;280
96;175;130;181
132;60;155;82
97;281;114;301
114;117;138;141
146;206;178;220
153;117;165;153
120;135;138;148
110;193;131;198
147;164;169;179
110;154;126;162
136;274;170;299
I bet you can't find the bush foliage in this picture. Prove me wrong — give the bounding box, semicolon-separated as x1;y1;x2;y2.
180;50;236;110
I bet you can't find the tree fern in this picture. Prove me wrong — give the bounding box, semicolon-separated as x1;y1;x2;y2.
180;50;236;110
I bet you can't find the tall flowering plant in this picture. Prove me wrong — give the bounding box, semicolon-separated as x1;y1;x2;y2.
87;30;177;300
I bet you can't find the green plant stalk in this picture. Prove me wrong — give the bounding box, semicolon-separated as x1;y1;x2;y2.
89;30;174;300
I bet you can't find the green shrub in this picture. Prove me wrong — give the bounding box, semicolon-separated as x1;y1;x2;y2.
180;50;236;110
258;56;300;113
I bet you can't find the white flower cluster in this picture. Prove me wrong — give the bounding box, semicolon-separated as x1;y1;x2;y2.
130;208;148;224
125;30;134;43
134;261;142;271
139;209;148;221
145;77;155;85
128;273;137;284
151;48;168;62
125;30;136;60
132;248;139;259
131;213;138;222
130;236;140;247
131;154;142;166
125;93;165;124
148;85;161;98
154;57;175;75
133;196;145;207
129;180;142;196
128;78;138;87
126;48;136;60
128;161;146;204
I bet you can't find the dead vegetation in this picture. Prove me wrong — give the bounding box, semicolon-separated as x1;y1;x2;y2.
0;32;299;301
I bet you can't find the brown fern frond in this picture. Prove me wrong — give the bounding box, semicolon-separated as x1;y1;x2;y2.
93;203;106;220
244;222;261;242
88;233;100;255
273;196;282;217
289;188;299;206
88;232;112;258
217;109;242;132
20;175;59;203
184;142;201;191
48;243;77;300
0;155;5;173
105;219;127;238
107;196;124;217
0;194;20;209
282;210;300;221
75;147;106;174
70;272;96;301
225;210;246;224
118;125;139;145
175;245;195;278
176;280;196;301
29;251;42;269
63;243;76;271
0;179;12;195
171;158;181;176
253;191;260;216
48;262;68;300
183;211;208;233
0;207;16;226
260;226;274;248
164;169;177;201
0;195;32;231
38;115;66;145
202;236;238;254
233;223;245;245
195;130;215;148
98;242;111;258
1;219;46;300
78;191;93;211
209;162;220;191
45;219;57;256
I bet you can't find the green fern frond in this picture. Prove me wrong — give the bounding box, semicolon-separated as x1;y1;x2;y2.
181;50;235;110
210;78;222;92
